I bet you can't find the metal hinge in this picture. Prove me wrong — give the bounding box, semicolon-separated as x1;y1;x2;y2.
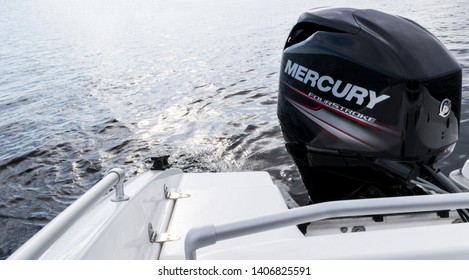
164;185;190;200
148;223;181;243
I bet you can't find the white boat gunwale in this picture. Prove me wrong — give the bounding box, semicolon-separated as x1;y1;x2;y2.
185;191;469;259
8;159;469;260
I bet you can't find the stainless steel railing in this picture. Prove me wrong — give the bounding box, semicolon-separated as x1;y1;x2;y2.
8;168;127;260
185;192;469;259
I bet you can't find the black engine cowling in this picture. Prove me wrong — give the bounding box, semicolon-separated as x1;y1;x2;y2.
278;8;462;202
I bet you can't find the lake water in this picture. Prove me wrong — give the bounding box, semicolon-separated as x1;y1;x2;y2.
1;0;468;259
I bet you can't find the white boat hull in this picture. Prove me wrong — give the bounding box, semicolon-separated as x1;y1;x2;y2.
9;160;469;260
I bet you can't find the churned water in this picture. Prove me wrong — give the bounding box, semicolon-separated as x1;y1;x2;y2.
1;0;468;259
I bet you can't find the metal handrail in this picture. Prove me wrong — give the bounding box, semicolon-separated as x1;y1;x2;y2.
8;168;126;260
185;192;469;259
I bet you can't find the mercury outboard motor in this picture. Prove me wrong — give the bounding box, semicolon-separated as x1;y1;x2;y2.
278;8;462;203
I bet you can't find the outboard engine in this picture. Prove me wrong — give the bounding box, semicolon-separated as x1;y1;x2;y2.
278;8;462;203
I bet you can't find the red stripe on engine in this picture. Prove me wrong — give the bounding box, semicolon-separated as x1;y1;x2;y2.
281;80;399;135
287;97;379;150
